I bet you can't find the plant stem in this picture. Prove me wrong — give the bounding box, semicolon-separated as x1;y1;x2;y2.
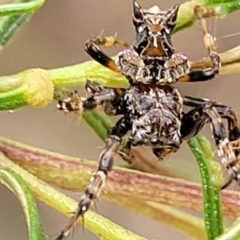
175;0;240;32
188;135;223;240
0;139;208;239
0;0;44;15
203;0;240;16
0;135;238;218
115;197;207;240
0;85;27;110
0;40;239;111
0;167;45;240
0;0;45;46
0;69;53;110
83;110;112;141
0;152;147;240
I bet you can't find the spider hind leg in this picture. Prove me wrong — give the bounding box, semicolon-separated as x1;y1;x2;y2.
181;95;240;188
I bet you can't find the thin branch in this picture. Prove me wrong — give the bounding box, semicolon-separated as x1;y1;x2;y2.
0;135;239;218
0;152;147;240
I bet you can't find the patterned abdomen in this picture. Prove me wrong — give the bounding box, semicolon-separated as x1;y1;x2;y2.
124;84;183;150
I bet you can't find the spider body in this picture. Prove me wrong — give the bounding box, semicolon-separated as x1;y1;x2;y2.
123;84;182;157
56;1;240;239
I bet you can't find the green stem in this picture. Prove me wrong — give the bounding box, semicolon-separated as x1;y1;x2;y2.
0;0;45;46
189;137;214;240
0;0;44;15
83;110;112;141
0;39;239;112
0;148;208;239
0;135;238;218
0;167;45;240
0;138;207;239
188;135;223;240
0;69;53;110
211;189;224;236
217;1;240;15
175;0;240;32
50;60;128;88
0;85;27;110
0;152;147;240
0;13;29;46
200;0;240;16
0;74;23;93
196;136;224;236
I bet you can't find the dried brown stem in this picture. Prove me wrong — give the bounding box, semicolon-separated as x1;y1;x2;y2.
0;136;239;218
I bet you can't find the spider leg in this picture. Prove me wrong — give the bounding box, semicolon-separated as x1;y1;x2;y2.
181;96;240;142
216;104;240;187
179;6;220;83
85;79;105;94
119;140;133;164
215;105;240;142
57;80;126;116
55;116;132;240
181;95;240;188
84;35;129;72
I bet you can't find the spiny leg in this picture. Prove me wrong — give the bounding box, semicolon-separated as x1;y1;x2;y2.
181;96;240;142
215;105;240;142
214;105;240;187
195;6;220;74
181;95;240;188
57;90;83;113
57;80;126;116
85;79;105;94
178;6;220;83
84;35;129;72
55;117;131;240
56;83;129;238
57;88;113;113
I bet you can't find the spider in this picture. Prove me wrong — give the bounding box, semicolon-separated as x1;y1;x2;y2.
56;1;240;239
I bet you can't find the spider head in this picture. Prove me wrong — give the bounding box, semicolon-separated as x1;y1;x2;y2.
132;1;179;58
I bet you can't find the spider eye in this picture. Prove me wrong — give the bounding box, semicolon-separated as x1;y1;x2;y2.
137;25;145;33
133;0;143;26
164;28;171;35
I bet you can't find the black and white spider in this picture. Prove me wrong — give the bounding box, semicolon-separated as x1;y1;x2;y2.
56;1;240;239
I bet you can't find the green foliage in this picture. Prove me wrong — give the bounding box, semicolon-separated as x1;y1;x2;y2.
0;166;45;240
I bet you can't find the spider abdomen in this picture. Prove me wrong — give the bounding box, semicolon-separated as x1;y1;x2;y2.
124;84;183;153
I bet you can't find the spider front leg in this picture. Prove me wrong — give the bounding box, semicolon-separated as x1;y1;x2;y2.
181;95;240;188
84;35;129;72
55;116;131;240
57;80;125;115
179;6;221;83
